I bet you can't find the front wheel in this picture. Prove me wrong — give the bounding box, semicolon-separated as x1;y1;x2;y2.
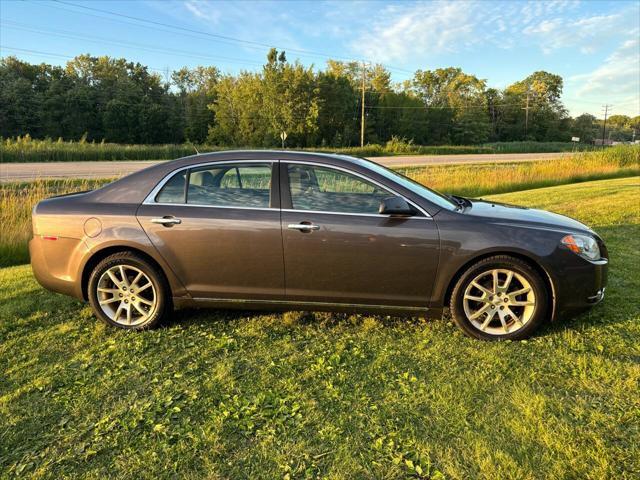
88;252;171;330
449;256;549;340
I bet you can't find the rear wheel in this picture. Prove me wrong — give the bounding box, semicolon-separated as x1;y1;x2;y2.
449;256;549;340
88;252;171;330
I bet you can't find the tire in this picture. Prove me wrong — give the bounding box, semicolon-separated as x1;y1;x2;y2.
449;255;549;341
88;252;172;330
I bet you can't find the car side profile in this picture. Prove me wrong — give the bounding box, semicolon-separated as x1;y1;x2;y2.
30;151;608;340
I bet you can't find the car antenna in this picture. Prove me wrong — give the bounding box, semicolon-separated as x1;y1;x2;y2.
189;141;200;155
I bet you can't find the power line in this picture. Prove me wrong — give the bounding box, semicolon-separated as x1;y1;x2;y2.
46;0;414;76
1;21;265;68
523;89;531;139
53;0;352;61
365;103;528;109
0;45;168;73
360;62;369;147
601;104;613;146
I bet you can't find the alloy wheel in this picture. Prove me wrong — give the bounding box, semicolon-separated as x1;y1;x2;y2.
96;264;157;326
462;268;536;335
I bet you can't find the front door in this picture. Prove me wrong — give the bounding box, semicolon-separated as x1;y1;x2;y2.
281;162;440;307
137;161;284;300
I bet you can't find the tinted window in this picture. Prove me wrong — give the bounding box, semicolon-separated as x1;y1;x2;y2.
288;164;391;214
187;163;272;208
155;171;186;203
359;159;457;211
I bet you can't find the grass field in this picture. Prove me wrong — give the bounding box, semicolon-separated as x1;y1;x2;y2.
2;137;597;162
1;177;639;479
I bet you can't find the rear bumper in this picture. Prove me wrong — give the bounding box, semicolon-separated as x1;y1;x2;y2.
29;236;86;299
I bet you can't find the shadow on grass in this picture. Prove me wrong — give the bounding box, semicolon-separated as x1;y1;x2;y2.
167;306;434;331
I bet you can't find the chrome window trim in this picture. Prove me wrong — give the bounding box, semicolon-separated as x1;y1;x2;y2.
281;208;431;220
149;202;277;212
143;157;432;219
284;160;432;218
142;159;277;206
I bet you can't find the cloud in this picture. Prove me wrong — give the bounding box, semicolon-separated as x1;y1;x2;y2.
522;12;626;54
572;37;640;96
183;0;221;23
351;1;483;63
348;0;592;62
180;1;307;58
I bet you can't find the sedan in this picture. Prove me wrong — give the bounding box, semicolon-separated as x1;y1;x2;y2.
30;151;608;340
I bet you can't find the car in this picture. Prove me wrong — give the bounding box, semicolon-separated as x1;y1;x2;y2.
30;151;608;340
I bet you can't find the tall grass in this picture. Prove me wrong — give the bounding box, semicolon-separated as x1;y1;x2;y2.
1;145;637;267
0;178;112;266
398;144;639;197
483;141;596;153
2;135;597;162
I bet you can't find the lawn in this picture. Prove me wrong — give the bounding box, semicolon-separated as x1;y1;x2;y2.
1;177;639;479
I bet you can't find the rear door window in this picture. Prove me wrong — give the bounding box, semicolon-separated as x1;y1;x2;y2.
187;163;272;208
155;171;186;203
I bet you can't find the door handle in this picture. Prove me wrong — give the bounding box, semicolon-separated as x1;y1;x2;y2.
287;223;320;232
151;216;182;226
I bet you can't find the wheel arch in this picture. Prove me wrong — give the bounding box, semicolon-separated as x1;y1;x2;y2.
80;245;169;301
442;250;557;321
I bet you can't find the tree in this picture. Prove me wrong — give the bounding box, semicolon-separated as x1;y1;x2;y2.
501;71;569;141
410;67;489;144
0;53;590;147
172;66;219;143
571;114;597;143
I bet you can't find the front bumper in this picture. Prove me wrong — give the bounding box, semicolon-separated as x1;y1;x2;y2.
553;255;608;317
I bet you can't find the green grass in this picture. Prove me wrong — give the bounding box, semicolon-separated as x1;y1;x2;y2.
0;179;113;268
2;136;597;162
1;177;639;479
399;144;639;198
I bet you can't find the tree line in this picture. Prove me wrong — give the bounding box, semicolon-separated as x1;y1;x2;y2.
1;49;638;147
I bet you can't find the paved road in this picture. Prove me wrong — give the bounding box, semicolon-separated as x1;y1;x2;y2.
0;152;574;182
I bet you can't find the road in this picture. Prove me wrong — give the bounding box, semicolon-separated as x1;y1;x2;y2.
1;152;574;182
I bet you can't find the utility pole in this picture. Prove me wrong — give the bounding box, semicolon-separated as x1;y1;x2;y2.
360;61;366;148
601;104;612;147
522;90;531;139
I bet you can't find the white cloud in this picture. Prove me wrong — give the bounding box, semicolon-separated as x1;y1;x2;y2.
566;36;640;116
572;37;640;96
351;1;484;62
348;0;596;63
522;13;626;54
183;0;222;23
179;1;307;59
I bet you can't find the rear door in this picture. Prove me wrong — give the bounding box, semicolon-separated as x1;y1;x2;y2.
280;162;440;308
137;161;284;300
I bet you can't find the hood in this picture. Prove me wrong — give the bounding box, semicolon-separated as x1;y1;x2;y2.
463;198;593;233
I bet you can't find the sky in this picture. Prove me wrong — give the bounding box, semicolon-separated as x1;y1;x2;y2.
1;0;639;118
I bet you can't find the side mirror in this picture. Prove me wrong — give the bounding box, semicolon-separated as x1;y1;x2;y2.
379;196;414;216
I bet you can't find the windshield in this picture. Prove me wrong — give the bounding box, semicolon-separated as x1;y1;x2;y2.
360;159;458;211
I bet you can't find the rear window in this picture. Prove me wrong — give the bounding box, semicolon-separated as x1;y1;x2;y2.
155;171;186;203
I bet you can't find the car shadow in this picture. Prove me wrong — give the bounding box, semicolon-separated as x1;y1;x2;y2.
164;306;434;331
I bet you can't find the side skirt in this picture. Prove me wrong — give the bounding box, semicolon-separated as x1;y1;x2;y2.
173;297;437;317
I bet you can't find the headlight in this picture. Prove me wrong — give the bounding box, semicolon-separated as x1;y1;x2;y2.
561;234;601;261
